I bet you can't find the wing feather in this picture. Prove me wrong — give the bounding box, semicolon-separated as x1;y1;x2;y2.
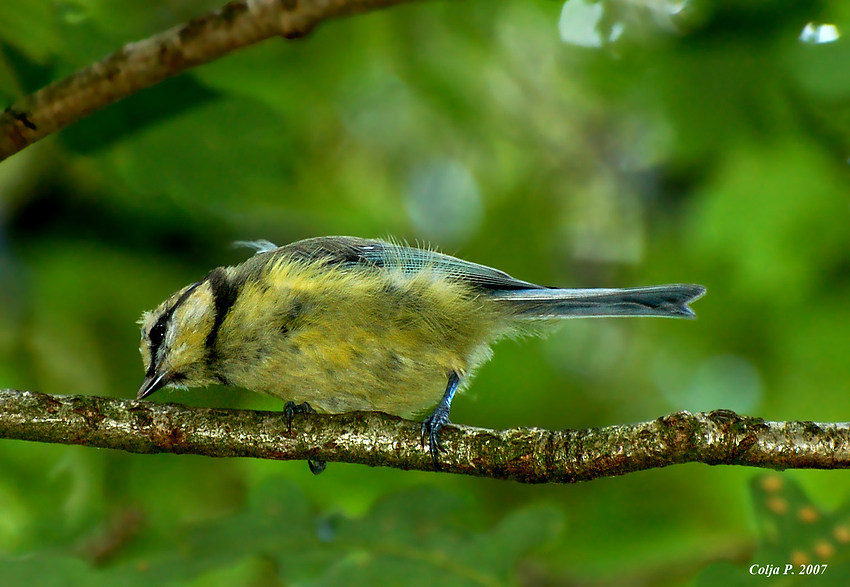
268;236;544;292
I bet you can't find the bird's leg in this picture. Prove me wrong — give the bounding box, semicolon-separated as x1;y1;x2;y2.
284;400;315;432
283;400;326;475
421;371;461;466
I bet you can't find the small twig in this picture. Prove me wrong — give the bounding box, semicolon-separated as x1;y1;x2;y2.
1;389;849;483
0;0;424;162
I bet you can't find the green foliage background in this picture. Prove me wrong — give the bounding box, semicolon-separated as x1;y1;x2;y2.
1;0;849;584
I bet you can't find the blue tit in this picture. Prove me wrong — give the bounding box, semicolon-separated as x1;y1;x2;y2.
138;236;705;463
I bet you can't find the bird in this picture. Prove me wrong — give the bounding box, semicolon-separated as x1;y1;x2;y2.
137;236;705;470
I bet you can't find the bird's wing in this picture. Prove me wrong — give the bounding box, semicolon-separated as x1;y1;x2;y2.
271;236;545;292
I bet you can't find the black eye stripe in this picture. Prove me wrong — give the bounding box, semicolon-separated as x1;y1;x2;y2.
147;282;202;360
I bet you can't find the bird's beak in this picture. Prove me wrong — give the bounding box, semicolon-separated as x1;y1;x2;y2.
138;372;168;400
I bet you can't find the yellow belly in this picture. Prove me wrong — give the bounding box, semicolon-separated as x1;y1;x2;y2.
215;258;510;417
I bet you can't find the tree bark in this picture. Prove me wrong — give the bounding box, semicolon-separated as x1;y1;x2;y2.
1;389;848;483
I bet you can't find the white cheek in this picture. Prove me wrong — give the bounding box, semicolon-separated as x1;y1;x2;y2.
141;347;151;369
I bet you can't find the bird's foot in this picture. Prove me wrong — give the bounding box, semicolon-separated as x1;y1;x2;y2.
283;401;326;475
284;400;316;432
421;404;451;467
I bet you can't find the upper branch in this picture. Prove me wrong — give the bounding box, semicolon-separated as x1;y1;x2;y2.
1;389;849;483
0;0;423;162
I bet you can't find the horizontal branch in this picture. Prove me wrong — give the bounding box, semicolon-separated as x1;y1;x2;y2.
0;0;424;162
1;389;849;482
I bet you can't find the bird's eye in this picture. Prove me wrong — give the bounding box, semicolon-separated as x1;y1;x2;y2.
149;320;167;347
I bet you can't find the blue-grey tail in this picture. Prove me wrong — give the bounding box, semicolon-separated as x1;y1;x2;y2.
492;284;706;320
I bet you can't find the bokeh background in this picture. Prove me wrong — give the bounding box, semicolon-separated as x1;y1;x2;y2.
1;0;850;584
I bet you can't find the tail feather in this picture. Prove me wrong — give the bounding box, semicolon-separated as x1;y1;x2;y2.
492;284;706;320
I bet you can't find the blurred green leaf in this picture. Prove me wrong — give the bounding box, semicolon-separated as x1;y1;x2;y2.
788;35;850;99
689;139;849;305
0;478;561;586
0;1;63;63
697;475;850;586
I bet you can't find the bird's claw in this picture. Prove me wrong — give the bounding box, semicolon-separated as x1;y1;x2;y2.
308;459;327;475
421;407;450;467
284;400;316;434
283;401;326;475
